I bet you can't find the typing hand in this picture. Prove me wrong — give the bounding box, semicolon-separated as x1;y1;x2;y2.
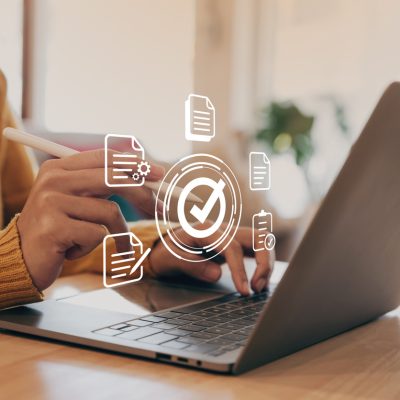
149;222;275;296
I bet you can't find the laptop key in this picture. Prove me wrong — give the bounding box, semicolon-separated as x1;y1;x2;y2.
208;338;234;346
185;343;220;354
93;328;120;337
176;336;205;345
166;329;192;336
190;331;216;340
180;324;205;332
229;319;252;327
223;343;244;351
192;311;215;318
120;325;139;332
205;307;225;314
191;320;216;328
117;327;162;340
205;327;231;335
209;348;228;357
166;319;188;326
207;316;231;324
235;329;252;336
138;332;178;345
110;323;129;330
227;310;251;317
140;315;166;323
221;333;247;341
177;314;203;321
162;340;189;350
152;322;177;330
221;322;243;330
155;311;183;319
125;319;153;327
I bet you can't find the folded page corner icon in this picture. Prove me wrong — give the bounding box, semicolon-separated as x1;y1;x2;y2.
185;94;216;142
103;232;150;288
104;133;148;187
249;151;271;191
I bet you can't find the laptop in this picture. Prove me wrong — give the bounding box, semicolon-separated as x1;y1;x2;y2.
1;83;400;374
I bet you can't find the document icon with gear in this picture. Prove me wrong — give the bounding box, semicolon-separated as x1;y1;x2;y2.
185;94;215;142
103;232;151;288
105;134;151;187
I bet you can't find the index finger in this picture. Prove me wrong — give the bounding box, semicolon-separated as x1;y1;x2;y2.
234;228;275;292
191;226;250;295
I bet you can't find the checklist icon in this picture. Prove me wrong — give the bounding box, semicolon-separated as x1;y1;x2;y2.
103;232;150;288
185;94;216;142
252;210;275;252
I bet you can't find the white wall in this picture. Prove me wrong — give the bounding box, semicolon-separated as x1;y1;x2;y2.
39;0;195;161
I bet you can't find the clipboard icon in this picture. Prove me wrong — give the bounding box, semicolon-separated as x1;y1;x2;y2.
105;134;150;187
103;232;150;288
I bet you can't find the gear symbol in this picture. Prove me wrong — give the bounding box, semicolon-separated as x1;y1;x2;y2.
137;161;151;177
132;172;141;181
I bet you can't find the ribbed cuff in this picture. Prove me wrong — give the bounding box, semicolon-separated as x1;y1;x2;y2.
0;215;43;309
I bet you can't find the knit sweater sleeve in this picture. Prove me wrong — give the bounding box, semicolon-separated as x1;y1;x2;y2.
0;216;43;309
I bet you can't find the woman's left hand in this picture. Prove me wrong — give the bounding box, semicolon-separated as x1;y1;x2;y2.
149;223;275;296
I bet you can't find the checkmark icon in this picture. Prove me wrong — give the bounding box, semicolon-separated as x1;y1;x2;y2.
190;179;226;223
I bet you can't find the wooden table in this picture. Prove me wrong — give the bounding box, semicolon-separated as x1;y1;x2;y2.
0;273;399;400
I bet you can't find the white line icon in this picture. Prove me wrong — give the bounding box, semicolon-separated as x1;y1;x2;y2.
249;152;271;191
185;94;215;142
155;153;242;262
105;134;150;187
103;232;150;288
252;210;275;252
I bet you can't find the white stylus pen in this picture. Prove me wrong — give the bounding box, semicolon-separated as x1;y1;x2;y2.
3;127;202;203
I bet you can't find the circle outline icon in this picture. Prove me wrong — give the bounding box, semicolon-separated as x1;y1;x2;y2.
155;153;242;262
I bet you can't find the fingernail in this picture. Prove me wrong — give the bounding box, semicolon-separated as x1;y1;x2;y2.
150;164;165;180
242;279;250;296
204;265;220;281
156;200;164;215
255;278;267;293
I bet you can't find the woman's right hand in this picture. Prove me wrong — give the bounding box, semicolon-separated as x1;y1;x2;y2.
17;149;164;291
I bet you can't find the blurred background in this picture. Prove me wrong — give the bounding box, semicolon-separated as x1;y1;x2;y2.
2;0;400;260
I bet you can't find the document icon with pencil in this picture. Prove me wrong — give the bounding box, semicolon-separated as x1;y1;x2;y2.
105;133;151;187
103;232;151;288
185;94;215;142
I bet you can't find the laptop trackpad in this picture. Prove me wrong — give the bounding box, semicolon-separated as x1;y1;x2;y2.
59;276;233;317
59;259;286;317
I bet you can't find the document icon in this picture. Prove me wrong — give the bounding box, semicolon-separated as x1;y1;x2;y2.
252;210;275;252
249;152;271;191
103;232;151;288
185;94;215;142
105;134;151;187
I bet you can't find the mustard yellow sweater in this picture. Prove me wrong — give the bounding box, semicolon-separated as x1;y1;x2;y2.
0;71;161;309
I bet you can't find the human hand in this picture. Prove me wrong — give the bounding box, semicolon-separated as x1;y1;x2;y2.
149;222;275;296
17;149;164;290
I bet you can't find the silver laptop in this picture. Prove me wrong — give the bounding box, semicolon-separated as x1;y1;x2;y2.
1;84;400;374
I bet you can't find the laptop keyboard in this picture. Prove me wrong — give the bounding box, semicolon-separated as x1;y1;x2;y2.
92;290;271;357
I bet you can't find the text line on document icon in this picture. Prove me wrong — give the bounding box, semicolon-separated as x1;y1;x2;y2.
249;151;271;191
105;134;149;187
103;232;150;288
185;94;216;142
